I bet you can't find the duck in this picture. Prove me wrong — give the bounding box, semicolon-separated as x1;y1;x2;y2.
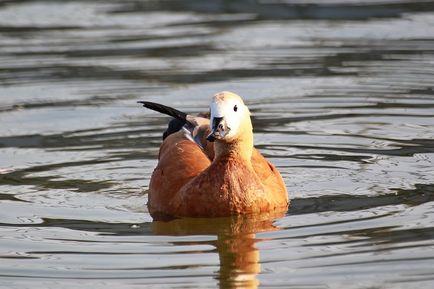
139;91;288;218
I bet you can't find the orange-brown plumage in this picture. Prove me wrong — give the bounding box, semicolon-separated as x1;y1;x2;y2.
143;91;288;218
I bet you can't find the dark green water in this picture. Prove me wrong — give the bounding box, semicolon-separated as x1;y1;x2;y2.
1;0;434;288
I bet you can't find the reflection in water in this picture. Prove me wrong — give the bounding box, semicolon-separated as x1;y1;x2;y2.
152;212;284;289
216;233;259;289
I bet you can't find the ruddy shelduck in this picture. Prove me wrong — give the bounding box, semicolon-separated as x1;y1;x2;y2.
139;91;288;218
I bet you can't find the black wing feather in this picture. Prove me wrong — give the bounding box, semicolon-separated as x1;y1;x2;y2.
137;101;187;122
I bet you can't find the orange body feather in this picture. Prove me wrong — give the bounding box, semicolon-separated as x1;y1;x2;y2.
145;92;288;218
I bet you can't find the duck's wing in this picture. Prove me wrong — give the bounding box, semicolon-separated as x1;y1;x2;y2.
148;131;212;215
138;101;215;159
138;101;187;122
138;101;214;215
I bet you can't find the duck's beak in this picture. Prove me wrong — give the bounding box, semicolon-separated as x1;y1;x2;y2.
207;116;229;142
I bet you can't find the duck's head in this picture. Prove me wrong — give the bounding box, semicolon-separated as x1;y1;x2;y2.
207;91;252;143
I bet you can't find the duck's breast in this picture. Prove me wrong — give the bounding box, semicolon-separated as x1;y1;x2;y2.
168;157;275;217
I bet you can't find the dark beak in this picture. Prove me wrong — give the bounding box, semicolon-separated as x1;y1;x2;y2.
207;117;224;142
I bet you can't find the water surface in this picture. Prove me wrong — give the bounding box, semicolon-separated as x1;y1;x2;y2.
1;0;434;288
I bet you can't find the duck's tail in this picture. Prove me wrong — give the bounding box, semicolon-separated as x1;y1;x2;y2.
138;101;187;123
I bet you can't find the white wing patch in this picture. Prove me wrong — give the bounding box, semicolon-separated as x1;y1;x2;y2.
181;115;210;150
182;126;204;149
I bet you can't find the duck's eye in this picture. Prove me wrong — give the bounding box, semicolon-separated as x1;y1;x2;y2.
233;105;238;112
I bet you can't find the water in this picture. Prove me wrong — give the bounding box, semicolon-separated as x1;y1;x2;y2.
1;0;434;288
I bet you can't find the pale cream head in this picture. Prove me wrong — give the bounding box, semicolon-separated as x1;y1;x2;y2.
207;91;251;143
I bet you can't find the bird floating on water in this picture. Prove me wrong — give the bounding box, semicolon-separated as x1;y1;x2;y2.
139;91;288;218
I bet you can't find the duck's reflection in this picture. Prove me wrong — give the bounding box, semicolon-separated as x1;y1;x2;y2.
151;211;285;289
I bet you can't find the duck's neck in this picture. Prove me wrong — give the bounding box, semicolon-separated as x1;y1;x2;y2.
214;130;253;165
